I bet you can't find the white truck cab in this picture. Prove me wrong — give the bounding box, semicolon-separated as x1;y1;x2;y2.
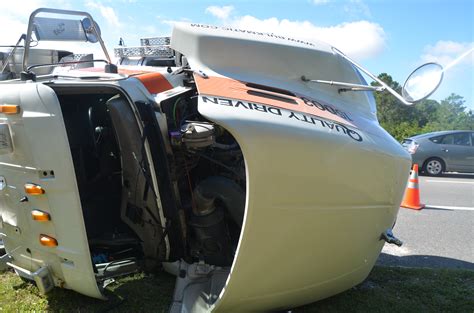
0;8;443;313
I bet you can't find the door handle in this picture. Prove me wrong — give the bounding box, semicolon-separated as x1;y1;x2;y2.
442;149;449;152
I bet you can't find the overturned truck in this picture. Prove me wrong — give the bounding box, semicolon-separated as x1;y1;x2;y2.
0;8;443;313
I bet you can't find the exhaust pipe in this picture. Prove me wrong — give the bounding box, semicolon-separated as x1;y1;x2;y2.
193;176;245;227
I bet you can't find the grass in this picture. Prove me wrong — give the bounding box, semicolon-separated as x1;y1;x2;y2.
299;267;474;312
0;266;473;312
0;270;175;313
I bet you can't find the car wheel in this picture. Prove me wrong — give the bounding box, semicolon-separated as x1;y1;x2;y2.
423;158;445;176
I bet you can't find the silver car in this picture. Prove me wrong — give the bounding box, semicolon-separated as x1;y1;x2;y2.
402;130;474;176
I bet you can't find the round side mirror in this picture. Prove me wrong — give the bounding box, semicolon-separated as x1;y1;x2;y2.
402;63;443;104
81;18;101;43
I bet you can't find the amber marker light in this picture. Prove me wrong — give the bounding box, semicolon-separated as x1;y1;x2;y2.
0;104;20;114
24;183;45;195
32;210;51;221
40;234;58;247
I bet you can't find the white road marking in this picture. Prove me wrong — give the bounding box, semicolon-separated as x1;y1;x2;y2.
426;205;474;211
382;244;411;256
425;179;474;184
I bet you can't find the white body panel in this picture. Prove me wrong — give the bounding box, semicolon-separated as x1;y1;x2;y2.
0;76;173;298
171;23;377;120
199;96;410;311
0;82;102;298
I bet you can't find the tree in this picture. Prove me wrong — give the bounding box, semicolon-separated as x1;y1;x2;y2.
373;73;422;140
372;74;473;141
423;93;474;132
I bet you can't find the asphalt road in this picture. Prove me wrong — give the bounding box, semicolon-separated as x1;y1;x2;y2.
377;173;474;269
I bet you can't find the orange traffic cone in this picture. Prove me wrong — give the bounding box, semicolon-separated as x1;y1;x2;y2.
401;164;425;210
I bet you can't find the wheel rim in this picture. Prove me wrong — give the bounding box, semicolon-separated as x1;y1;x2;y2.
427;160;442;175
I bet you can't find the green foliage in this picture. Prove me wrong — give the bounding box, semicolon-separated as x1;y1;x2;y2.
2;267;473;312
0;270;175;312
380;121;422;142
374;74;474;141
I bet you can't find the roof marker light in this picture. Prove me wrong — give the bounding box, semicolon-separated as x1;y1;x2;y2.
32;210;51;221
24;183;45;195
0;104;20;114
39;234;58;247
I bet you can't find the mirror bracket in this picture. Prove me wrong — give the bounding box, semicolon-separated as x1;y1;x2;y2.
20;71;36;82
105;64;118;74
22;8;112;73
331;47;415;105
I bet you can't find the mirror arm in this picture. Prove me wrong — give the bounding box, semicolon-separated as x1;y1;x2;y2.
1;34;26;73
26;59;111;71
338;87;384;93
301;76;385;91
331;47;414;105
22;8;112;73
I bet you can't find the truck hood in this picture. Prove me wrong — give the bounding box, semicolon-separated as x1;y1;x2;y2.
170;22;378;120
171;22;411;312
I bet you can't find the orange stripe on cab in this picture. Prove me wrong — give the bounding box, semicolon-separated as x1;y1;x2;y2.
194;75;356;128
136;72;173;94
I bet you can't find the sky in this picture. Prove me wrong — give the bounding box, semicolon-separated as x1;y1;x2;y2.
1;0;473;110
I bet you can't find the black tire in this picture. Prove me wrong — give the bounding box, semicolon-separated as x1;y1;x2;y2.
423;157;445;176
